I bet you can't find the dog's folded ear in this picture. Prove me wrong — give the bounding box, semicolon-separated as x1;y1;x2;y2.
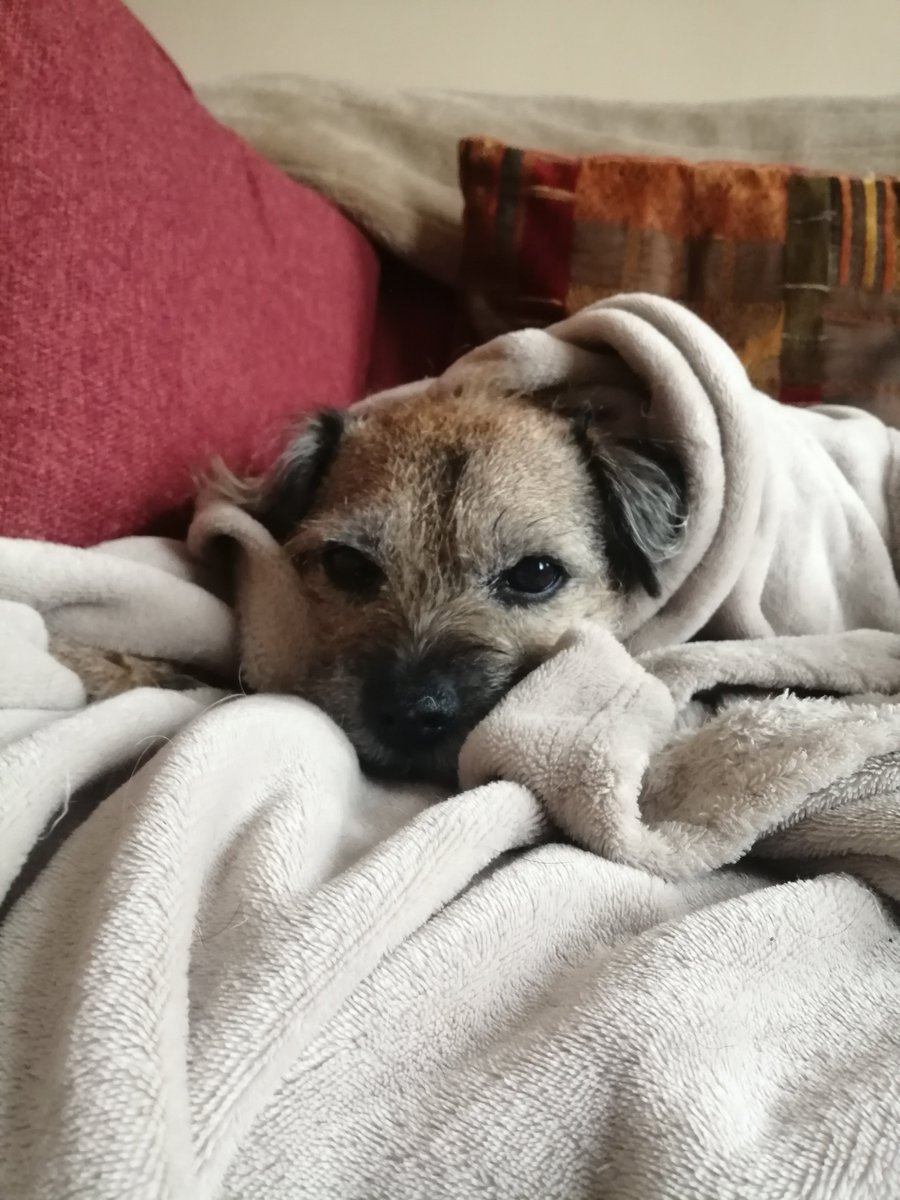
578;432;687;598
530;384;688;598
207;410;344;542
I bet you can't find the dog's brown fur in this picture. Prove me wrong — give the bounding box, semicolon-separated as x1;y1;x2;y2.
215;380;686;783
48;637;216;700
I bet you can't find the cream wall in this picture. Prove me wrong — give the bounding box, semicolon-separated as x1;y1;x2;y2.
126;0;900;101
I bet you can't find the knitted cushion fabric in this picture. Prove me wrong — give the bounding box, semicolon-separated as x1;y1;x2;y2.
0;0;378;545
460;136;900;409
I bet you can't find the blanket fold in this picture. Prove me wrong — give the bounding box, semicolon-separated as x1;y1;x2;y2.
3;522;900;1197
460;625;900;890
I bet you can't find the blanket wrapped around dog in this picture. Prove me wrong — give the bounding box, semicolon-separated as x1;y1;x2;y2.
3;297;900;1200
366;293;900;654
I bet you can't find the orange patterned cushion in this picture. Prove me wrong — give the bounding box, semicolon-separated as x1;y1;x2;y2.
460;137;900;408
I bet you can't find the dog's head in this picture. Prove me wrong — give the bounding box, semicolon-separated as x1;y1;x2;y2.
219;382;685;784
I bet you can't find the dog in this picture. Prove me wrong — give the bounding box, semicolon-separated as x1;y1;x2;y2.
215;380;687;786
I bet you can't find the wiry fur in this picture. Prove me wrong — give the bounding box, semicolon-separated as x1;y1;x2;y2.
214;381;687;784
49;636;214;699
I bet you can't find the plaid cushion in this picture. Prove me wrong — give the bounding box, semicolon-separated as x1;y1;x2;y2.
459;137;900;407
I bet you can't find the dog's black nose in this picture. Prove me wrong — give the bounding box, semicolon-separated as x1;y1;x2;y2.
362;662;463;749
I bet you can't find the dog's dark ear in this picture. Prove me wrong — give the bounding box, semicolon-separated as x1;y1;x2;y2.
528;385;687;597
209;410;344;542
573;424;687;598
258;410;344;540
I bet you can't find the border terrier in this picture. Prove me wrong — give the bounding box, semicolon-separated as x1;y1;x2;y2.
216;380;686;786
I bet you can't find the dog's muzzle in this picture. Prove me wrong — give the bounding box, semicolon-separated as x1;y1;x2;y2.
360;656;466;753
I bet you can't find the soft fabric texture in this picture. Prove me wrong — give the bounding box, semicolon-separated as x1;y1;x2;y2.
4;519;900;1198
354;292;900;652
0;0;378;547
463;625;900;893
459;137;900;408
201;74;900;292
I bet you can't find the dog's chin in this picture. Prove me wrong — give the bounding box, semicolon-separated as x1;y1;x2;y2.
351;731;464;789
299;686;465;787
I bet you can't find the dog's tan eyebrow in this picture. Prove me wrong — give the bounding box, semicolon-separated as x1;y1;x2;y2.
283;511;382;557
489;509;584;542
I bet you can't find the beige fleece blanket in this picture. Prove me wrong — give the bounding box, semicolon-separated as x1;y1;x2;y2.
200;76;900;284
3;299;900;1198
3;520;900;1199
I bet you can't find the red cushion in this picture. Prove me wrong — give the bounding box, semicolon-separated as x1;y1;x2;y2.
365;255;472;394
0;0;378;545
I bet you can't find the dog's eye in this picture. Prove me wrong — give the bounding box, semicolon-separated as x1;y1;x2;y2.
321;542;384;597
498;556;567;601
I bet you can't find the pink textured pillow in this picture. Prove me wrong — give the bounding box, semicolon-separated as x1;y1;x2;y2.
0;0;378;545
